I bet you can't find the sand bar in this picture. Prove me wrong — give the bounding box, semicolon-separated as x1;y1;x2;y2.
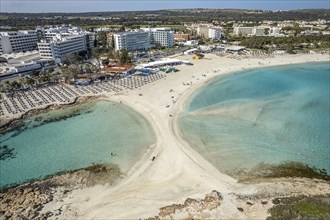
2;53;330;219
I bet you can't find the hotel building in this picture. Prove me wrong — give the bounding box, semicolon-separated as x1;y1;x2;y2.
114;31;152;51
38;35;87;62
114;28;174;51
0;31;38;54
196;26;224;39
208;27;224;39
37;26;95;62
148;28;174;47
233;26;271;36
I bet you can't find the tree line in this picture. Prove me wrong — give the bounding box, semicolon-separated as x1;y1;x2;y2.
239;35;330;51
1;9;329;29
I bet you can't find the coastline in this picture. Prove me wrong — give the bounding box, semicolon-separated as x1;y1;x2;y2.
1;53;329;219
0;95;103;132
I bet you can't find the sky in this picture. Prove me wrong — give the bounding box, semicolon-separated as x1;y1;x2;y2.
0;0;329;13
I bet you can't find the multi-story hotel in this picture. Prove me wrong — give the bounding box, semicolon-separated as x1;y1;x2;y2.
208;27;224;39
0;31;39;54
196;26;224;39
37;26;95;62
233;26;273;36
38;34;87;62
113;31;152;51
233;27;254;36
114;28;174;51
147;28;174;47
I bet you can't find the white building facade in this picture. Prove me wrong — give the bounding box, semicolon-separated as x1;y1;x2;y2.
114;31;152;51
38;35;87;62
233;27;254;36
0;31;38;54
37;26;95;62
114;28;174;51
233;26;278;36
149;28;174;47
208;28;224;39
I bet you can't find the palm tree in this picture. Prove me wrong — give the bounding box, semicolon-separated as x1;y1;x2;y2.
91;47;101;70
26;77;35;88
19;78;27;89
4;81;12;92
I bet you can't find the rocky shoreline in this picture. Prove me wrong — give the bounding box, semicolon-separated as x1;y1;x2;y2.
147;190;223;219
0;164;122;220
0;95;103;133
146;177;330;220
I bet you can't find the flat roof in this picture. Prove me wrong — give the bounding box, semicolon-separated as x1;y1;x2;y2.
226;46;246;51
141;58;191;67
0;51;40;61
115;31;148;36
103;64;133;73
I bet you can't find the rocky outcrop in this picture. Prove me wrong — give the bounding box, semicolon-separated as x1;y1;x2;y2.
148;190;222;220
0;164;121;220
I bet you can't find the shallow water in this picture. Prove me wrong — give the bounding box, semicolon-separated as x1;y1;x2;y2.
0;101;156;188
180;62;330;175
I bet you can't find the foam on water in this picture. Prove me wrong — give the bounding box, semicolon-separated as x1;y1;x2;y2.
180;62;330;175
0;101;156;188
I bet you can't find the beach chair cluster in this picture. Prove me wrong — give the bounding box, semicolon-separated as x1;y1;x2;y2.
0;73;167;116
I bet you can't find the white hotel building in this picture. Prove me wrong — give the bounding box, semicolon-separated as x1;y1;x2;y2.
196;25;224;39
37;26;95;62
145;28;175;48
114;31;151;51
114;28;174;51
38;34;87;62
208;27;224;40
0;31;38;54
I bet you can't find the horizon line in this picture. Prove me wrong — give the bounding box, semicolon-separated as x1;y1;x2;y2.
1;7;329;14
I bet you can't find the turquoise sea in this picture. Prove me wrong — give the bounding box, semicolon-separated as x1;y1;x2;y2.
0;101;156;188
180;62;330;175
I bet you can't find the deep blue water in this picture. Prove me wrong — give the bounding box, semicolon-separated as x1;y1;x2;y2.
180;62;330;174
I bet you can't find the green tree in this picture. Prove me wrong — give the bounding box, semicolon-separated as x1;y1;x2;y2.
264;28;270;35
26;78;35;88
3;81;12;92
286;43;294;52
119;26;125;32
31;69;39;77
118;49;131;65
102;59;110;66
11;81;21;90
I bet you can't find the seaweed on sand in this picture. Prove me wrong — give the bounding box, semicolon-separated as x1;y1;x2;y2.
234;161;329;182
267;195;330;219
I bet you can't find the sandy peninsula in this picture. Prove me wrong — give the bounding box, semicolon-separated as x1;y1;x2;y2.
2;52;330;219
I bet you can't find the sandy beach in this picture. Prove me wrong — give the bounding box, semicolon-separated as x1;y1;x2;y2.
2;52;330;219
